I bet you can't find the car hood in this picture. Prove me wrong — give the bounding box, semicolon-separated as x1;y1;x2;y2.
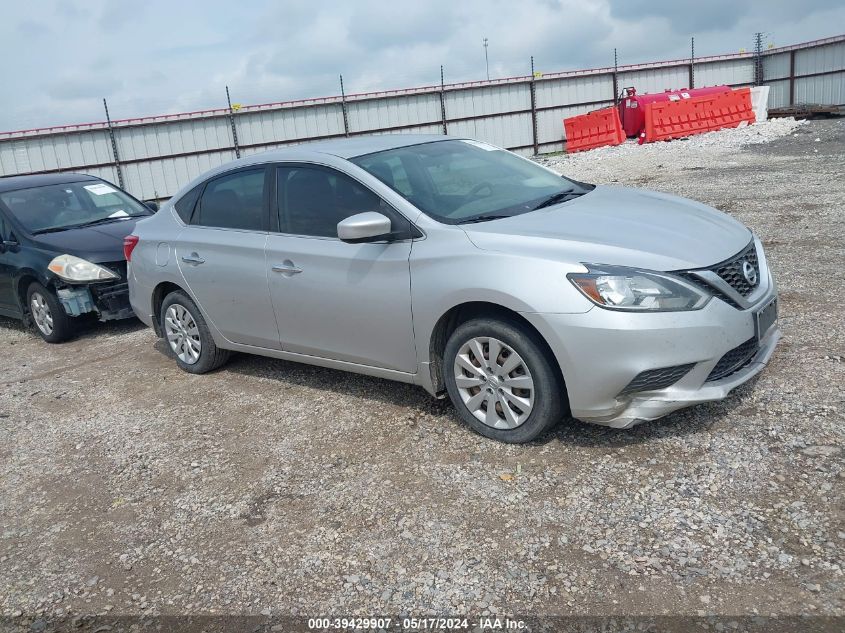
27;218;141;263
462;185;752;271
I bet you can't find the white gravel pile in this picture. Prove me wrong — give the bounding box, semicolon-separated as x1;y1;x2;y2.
538;118;806;182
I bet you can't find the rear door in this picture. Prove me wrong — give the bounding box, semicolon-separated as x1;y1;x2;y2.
265;164;418;372
0;211;16;313
174;166;280;349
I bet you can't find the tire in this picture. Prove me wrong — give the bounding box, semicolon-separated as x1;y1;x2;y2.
443;317;564;443
26;282;74;343
160;290;230;374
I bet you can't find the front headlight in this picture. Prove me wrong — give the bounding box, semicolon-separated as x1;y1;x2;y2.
568;265;709;311
48;255;118;282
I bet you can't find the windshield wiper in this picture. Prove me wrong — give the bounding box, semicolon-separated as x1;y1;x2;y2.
30;214;146;235
457;214;512;224
532;188;584;210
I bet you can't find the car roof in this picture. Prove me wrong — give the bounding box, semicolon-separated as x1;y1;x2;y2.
238;134;459;165
295;134;455;159
0;173;99;194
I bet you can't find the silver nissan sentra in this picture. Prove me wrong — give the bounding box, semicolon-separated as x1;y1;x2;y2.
127;135;779;443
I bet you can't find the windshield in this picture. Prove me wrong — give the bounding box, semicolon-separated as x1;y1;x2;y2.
351;139;592;224
0;180;151;234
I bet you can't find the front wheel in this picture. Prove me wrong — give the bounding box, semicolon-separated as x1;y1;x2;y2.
160;290;230;374
27;282;74;343
444;318;564;443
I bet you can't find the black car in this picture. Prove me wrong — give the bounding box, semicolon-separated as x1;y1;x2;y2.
0;173;157;342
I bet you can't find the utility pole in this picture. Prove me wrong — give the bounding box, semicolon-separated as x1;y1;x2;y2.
483;37;490;80
754;32;764;86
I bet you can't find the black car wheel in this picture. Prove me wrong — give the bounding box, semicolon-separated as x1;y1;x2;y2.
27;282;74;343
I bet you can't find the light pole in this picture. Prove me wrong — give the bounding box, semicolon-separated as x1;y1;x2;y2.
483;37;490;80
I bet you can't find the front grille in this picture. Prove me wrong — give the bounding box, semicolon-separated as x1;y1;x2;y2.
675;241;760;308
707;337;759;382
676;272;740;308
618;363;695;396
714;241;759;297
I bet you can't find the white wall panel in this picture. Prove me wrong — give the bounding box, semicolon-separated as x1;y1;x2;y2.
617;65;690;94
765;79;791;108
534;74;611;108
696;59;755;86
763;53;791;81
445;83;530;119
237;103;346;145
795;72;845;105
795;41;845;75
347;93;441;132
447;113;533;150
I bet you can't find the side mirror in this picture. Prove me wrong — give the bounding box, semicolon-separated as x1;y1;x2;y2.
337;212;392;243
145;201;160;212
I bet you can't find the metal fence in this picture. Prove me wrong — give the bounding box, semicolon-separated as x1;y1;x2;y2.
1;34;843;201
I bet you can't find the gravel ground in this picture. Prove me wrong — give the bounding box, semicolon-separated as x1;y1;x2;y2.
1;118;843;630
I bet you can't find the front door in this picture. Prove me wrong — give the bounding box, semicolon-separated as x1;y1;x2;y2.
174;167;280;349
265;164;418;373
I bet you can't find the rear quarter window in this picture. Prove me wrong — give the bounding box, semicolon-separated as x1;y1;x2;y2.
174;185;203;223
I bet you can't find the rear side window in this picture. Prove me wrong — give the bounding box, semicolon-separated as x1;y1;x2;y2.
194;169;266;231
174;184;202;223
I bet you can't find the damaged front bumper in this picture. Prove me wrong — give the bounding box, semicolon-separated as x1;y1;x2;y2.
56;280;134;322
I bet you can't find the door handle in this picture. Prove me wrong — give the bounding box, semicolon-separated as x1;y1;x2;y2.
181;253;205;265
272;262;303;275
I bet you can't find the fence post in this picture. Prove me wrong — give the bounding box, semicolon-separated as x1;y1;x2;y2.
612;48;619;103
439;65;448;135
339;75;350;137
788;49;796;105
529;56;539;155
689;37;695;88
102;98;125;190
226;86;241;159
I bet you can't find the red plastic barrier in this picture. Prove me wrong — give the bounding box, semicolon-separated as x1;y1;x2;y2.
642;87;756;143
618;85;732;137
564;107;625;153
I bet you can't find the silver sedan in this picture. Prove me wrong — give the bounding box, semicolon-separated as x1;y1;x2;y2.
127;135;779;443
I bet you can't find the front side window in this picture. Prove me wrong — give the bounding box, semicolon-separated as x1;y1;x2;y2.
194;169;266;231
352;139;592;224
0;180;151;234
276;166;397;238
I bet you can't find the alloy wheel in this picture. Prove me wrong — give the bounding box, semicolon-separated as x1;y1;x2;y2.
30;292;54;336
164;303;202;364
452;336;535;429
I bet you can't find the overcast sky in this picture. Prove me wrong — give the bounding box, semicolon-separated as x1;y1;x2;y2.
1;0;842;131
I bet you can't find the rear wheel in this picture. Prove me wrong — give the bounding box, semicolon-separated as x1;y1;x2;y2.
444;318;564;443
160;290;230;374
27;282;74;343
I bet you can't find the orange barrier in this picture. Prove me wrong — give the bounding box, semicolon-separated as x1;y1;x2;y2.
564;107;625;153
642;87;756;143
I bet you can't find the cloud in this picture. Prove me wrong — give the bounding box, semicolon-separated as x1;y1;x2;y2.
47;75;123;101
0;0;842;131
